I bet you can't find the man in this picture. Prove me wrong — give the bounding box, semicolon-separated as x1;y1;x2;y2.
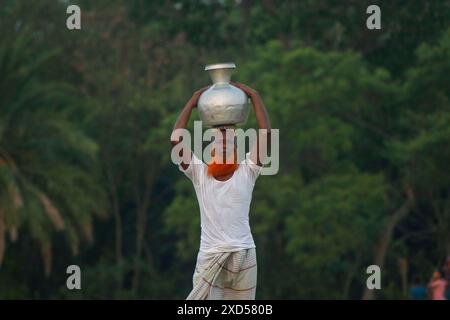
170;82;271;300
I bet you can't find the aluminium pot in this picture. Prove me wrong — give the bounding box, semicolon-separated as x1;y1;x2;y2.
197;62;250;127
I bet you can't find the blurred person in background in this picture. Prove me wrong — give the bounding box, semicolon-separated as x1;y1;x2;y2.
409;276;427;300
428;270;447;300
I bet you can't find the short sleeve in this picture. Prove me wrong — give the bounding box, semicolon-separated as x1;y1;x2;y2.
241;152;262;183
179;153;205;185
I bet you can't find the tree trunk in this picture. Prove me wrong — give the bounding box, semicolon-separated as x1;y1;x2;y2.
105;164;124;291
398;257;408;297
362;186;414;300
112;191;123;290
343;255;361;299
132;206;147;293
131;170;154;294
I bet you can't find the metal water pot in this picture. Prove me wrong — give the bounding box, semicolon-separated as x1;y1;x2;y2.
197;62;250;127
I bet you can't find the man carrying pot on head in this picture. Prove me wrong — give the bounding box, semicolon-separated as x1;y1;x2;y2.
170;82;271;300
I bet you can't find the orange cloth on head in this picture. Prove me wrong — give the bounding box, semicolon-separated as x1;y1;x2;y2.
208;132;238;178
207;151;238;178
207;162;238;178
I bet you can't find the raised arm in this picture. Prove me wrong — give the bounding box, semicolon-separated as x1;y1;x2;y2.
232;83;271;166
171;87;208;170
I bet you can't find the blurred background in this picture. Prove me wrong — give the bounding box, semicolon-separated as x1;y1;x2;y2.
0;0;449;299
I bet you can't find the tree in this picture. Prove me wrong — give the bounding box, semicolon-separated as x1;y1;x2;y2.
286;173;387;298
0;33;106;276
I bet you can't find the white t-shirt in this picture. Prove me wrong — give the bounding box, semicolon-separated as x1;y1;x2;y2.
179;153;261;253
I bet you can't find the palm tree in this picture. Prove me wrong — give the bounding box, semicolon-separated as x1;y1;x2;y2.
0;33;106;275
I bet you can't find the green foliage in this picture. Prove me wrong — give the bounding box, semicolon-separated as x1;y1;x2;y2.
164;180;200;263
285;173;387;298
0;30;106;274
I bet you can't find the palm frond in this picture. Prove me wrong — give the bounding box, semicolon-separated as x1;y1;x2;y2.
38;193;65;231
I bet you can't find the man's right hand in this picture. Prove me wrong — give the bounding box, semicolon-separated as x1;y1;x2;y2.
171;86;209;147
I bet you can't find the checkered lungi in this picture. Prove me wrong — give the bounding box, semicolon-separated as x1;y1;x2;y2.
186;248;257;300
